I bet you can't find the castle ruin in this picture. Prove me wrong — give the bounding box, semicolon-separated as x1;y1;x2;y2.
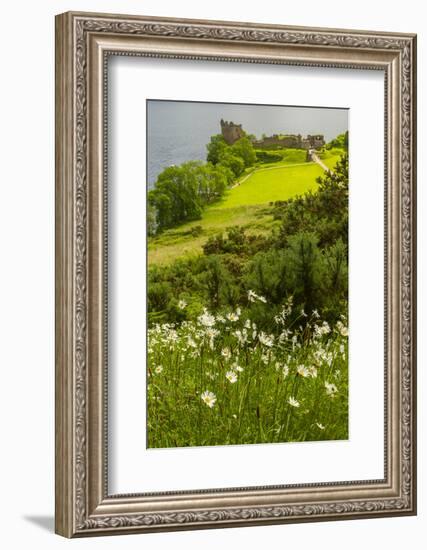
220;119;325;150
220;119;244;145
253;133;325;150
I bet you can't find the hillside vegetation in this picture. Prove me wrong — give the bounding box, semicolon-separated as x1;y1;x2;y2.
148;146;342;265
147;129;349;448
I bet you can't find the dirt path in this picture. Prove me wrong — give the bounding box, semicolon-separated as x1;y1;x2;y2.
310;152;332;174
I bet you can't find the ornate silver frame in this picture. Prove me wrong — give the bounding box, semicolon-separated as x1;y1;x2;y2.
55;11;417;537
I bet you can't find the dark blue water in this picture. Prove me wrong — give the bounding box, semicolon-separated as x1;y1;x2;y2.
147;100;348;187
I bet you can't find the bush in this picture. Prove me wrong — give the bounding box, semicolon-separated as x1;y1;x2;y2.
255;150;282;163
190;225;203;237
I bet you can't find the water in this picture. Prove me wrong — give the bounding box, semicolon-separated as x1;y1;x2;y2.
147;100;348;187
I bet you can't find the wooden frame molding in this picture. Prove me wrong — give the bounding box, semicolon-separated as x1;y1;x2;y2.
55;11;417;537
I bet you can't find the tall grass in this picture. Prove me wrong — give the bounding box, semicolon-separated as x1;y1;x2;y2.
147;297;348;448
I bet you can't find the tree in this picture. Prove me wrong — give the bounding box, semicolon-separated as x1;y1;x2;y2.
204;256;226;309
148;160;233;231
231;136;257;167
148;162;203;230
147;203;158;236
218;151;245;177
285;232;323;314
206;134;228;165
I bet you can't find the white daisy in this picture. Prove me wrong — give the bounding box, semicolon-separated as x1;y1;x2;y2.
226;312;239;322
198;308;216;328
221;347;231;360
288;396;300;408
201;390;217;408
225;371;238;384
297;365;310;378
325;381;338;397
258;332;274;347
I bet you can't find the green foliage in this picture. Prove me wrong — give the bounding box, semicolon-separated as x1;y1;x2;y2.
325;131;348;151
190;225;203;237
273;153;348;248
231;136;257;167
203;226;265;256
147;202;158;236
218;151;245;177
285;232;322;314
148;161;231;232
255;150;282;163
148;153;349;328
206;134;228;164
147;306;349;447
207;134;256;174
146;130;350;449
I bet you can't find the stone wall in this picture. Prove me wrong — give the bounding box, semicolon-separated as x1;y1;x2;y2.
253;133;325;150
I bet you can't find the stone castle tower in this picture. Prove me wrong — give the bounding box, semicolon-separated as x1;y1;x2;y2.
220;119;244;145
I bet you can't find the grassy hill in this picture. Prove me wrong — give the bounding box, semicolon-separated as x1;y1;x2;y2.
148;149;343;266
221;163;325;208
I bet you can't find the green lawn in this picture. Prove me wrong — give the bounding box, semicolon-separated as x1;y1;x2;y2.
148;204;275;265
219;162;325;208
318;148;343;170
148;151;343;265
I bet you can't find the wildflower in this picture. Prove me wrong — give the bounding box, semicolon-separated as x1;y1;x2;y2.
312;309;320;319
201;390;217;408
198;308;216;328
232;362;244;372
248;290;257;302
307;366;318;378
300;308;307;317
282;365;290;379
225;371;238;384
336;320;349;337
288;396;300;408
244;319;251;329
323;321;331;333
261;353;270;365
187;337;197;349
248;290;267;303
154;365;163;374
297;365;310;378
205;327;219;339
259;332;274;347
178;299;187;310
316;422;325;430
232;414;237;419
325;381;338;397
234;329;248;345
226;311;239;322
221;347;231;360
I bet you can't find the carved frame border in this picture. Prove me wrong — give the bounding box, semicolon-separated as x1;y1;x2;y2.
55;11;416;538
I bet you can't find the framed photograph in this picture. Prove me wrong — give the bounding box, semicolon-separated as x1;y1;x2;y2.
55;11;417;537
